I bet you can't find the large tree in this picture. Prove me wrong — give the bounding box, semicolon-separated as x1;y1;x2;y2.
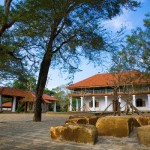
2;0;140;121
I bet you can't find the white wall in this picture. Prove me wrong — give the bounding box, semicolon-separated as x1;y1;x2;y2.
84;96;113;111
107;96;113;111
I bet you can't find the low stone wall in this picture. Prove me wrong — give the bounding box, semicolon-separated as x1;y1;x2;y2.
137;125;150;147
50;124;98;145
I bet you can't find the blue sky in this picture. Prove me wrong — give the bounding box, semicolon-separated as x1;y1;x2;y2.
0;0;150;89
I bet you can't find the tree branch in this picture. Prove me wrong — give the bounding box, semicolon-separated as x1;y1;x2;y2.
4;0;13;15
53;35;75;54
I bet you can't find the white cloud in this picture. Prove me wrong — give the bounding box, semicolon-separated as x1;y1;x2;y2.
105;14;134;31
104;6;136;32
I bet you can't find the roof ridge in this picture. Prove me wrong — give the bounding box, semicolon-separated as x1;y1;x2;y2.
66;70;148;89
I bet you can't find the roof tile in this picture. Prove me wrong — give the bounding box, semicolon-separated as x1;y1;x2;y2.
67;71;150;89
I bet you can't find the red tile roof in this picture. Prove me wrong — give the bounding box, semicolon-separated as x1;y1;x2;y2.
43;99;52;104
0;87;27;97
42;94;57;101
67;70;150;89
2;102;12;108
0;87;58;102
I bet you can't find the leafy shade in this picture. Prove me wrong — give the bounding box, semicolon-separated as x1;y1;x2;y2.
0;0;38;83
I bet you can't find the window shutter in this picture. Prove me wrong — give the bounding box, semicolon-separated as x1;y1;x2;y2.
96;101;99;107
89;101;92;107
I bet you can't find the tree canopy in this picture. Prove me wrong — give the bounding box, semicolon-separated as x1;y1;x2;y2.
0;0;140;121
12;74;36;91
0;0;38;83
110;13;150;74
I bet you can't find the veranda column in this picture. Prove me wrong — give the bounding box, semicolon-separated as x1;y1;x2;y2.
69;97;72;111
12;97;17;112
76;99;79;111
80;97;83;111
148;94;150;110
132;95;136;107
92;96;95;111
118;95;121;103
105;96;108;108
0;95;2;111
53;101;56;112
118;95;122;111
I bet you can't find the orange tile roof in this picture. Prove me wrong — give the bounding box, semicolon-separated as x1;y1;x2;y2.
0;87;27;97
0;87;58;102
67;70;150;89
2;102;12;108
42;94;57;101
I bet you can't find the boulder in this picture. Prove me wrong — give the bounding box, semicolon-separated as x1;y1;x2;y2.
133;116;150;126
50;124;98;145
137;125;150;147
65;118;88;124
86;116;99;125
67;116;99;125
69;115;87;119
96;116;134;137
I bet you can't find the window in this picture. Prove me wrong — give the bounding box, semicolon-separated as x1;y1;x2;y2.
136;98;145;107
89;100;99;107
89;101;92;108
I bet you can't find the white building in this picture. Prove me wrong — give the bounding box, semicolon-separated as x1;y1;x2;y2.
66;71;150;112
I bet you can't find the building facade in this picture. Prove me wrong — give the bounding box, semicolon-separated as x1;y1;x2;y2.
0;87;57;112
67;71;150;112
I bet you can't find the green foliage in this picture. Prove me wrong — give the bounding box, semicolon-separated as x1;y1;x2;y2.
51;85;69;112
43;88;55;95
123;13;150;74
13;74;36;91
16;104;24;113
12;0;140;77
110;13;150;75
0;0;140;82
0;0;38;84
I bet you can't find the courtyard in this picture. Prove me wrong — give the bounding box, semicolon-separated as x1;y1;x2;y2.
0;113;149;150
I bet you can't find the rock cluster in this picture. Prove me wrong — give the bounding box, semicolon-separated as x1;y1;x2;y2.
50;115;150;147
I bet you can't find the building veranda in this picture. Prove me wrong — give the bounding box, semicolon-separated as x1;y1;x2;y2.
67;71;150;113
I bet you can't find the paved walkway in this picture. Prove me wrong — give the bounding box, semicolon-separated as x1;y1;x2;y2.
0;113;149;150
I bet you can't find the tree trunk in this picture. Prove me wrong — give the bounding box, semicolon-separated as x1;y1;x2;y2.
33;48;52;122
113;88;120;116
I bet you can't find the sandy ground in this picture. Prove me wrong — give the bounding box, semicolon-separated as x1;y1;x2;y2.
0;113;149;150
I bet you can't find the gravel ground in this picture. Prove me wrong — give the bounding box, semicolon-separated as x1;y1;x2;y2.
0;113;149;150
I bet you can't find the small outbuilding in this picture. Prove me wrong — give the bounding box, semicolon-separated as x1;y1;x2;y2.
0;87;58;112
